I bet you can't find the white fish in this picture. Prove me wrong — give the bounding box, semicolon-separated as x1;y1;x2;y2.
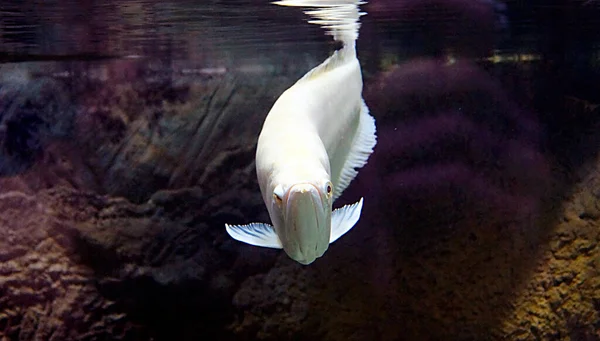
225;1;376;265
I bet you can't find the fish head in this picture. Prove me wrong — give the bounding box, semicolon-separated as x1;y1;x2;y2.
269;180;334;265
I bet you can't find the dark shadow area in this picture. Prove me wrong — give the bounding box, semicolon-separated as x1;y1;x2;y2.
325;0;600;339
69;186;281;341
0;77;74;176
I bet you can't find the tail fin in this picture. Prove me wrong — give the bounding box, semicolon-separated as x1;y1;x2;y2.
272;0;366;50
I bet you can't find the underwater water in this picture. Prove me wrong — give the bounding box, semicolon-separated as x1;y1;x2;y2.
0;0;600;340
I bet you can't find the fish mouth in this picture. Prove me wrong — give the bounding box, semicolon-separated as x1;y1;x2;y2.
283;183;328;264
285;184;321;231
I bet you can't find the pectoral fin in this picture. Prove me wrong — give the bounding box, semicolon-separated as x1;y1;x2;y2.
225;222;283;249
329;197;364;243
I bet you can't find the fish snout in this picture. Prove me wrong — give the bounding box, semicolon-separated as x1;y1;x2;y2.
283;183;330;264
286;183;322;227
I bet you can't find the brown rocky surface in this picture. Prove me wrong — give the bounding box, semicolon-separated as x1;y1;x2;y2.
0;56;306;340
500;156;600;341
0;182;280;340
2;151;599;341
0;189;139;340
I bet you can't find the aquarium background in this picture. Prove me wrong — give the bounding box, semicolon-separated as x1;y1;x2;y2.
0;0;599;340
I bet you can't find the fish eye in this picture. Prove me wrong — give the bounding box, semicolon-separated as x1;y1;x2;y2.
326;183;333;197
273;184;285;205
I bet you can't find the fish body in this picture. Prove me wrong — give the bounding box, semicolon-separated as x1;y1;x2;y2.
226;2;376;265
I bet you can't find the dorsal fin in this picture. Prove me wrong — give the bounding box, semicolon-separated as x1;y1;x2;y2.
332;99;377;201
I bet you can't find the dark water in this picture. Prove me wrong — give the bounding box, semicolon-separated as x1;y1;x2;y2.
1;1;600;341
0;0;331;63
